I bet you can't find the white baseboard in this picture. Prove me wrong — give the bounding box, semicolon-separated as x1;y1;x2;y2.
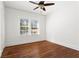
0;49;2;57
47;40;79;51
0;48;4;57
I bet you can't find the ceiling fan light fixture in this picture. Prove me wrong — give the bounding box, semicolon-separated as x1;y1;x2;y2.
29;1;55;11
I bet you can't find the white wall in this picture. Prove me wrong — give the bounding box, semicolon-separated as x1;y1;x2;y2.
0;2;5;57
46;1;79;51
5;7;46;46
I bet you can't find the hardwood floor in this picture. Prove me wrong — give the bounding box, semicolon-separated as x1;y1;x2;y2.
1;40;79;58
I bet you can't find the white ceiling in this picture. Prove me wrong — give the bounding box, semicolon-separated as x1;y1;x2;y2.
4;1;55;15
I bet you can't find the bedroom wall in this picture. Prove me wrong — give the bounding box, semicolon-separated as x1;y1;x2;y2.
0;2;5;57
46;1;79;51
5;7;46;46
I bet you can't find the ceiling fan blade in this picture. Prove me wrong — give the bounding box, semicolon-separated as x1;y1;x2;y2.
42;7;46;11
39;1;45;4
44;3;55;6
29;1;38;5
33;7;39;10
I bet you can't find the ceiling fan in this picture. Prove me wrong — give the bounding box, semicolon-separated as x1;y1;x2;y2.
29;1;55;11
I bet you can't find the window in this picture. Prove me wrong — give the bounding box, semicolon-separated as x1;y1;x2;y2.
31;20;40;35
20;19;29;34
20;19;40;35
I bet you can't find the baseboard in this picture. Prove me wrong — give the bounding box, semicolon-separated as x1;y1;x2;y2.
0;49;3;57
46;40;79;51
5;40;46;47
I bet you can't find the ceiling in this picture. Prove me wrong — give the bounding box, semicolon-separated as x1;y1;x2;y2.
4;1;55;15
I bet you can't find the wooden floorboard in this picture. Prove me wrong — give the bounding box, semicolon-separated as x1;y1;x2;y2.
1;40;79;58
